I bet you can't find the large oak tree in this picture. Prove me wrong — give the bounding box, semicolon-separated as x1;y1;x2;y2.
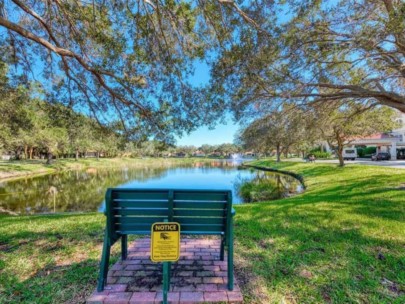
0;0;259;140
210;0;404;117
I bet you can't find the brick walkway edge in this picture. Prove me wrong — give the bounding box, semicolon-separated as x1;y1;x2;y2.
87;238;243;303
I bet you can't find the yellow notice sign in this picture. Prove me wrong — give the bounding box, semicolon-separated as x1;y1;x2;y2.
151;222;180;262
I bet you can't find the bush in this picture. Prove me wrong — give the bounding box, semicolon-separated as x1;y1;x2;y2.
357;147;376;158
311;151;332;159
239;181;283;202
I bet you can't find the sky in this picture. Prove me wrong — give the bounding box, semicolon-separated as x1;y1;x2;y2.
176;119;239;146
174;60;240;146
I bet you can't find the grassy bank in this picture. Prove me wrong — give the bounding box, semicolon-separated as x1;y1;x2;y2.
0;157;208;181
0;161;404;303
0;213;107;303
236;160;404;303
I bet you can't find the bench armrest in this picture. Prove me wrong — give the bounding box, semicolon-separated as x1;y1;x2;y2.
231;208;236;216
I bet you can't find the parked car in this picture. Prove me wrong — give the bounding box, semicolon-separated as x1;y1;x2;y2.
371;152;391;161
343;148;357;161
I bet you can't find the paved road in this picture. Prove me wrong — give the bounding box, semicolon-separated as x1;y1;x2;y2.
314;158;405;169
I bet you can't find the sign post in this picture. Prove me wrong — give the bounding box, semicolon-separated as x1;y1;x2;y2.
151;222;180;304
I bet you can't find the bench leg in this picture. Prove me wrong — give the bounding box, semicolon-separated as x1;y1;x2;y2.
220;236;225;261
97;233;111;292
227;223;234;291
121;235;128;260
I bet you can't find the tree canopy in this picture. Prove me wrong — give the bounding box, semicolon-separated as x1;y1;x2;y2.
210;0;405;118
0;0;260;139
1;1;404;141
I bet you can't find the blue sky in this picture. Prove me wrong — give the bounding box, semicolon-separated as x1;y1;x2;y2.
176;120;239;146
175;61;239;146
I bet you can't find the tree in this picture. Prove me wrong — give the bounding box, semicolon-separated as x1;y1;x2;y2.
217;143;239;157
237;105;310;162
199;144;217;155
316;102;399;166
210;0;405;118
0;0;262;138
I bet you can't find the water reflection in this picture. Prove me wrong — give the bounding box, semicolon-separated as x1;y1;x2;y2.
235;169;303;203
0;160;302;214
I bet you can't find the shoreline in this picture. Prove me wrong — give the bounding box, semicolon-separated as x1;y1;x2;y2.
242;163;306;189
0;157;234;182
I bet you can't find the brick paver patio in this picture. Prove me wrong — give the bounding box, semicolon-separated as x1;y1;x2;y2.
87;238;243;303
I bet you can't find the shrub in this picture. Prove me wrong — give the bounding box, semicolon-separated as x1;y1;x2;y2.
239;181;283;202
311;151;332;159
357;147;376;158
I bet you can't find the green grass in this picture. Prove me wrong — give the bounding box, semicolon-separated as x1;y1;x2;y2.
235;160;404;303
0;213;107;303
0;160;404;303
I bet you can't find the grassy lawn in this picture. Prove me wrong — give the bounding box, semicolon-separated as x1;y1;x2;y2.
0;213;107;303
0;160;404;303
236;160;404;303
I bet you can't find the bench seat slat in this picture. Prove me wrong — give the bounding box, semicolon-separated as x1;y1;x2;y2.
175;217;225;225
114;200;168;208
114;208;169;216
115;216;167;224
174;209;225;217
173;202;227;209
174;192;228;201
113;191;168;200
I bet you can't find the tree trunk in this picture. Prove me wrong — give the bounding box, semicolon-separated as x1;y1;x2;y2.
336;135;345;167
15;147;23;160
29;147;33;159
24;145;28;159
276;144;281;162
46;150;53;165
96;151;100;160
75;149;79;161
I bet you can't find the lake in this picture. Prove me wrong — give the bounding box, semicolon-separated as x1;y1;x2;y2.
0;160;303;215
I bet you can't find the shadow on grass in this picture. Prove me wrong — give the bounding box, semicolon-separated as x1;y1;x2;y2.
234;162;405;302
0;213;110;304
234;204;404;303
0;259;101;304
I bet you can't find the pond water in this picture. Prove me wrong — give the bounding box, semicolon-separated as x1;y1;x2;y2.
0;160;303;215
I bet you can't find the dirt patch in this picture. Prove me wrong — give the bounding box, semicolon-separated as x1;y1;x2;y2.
234;255;270;303
298;269;313;279
381;278;404;297
258;238;275;249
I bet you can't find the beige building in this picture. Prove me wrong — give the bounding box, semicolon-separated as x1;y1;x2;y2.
350;112;405;160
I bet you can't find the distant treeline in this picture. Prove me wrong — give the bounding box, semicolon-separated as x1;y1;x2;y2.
0;88;243;163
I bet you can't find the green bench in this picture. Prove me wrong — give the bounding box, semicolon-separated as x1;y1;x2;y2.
97;188;235;293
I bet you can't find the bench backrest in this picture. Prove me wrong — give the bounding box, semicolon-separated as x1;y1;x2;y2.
104;188;233;238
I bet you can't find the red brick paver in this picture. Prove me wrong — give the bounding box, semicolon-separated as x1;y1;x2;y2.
87;238;243;303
